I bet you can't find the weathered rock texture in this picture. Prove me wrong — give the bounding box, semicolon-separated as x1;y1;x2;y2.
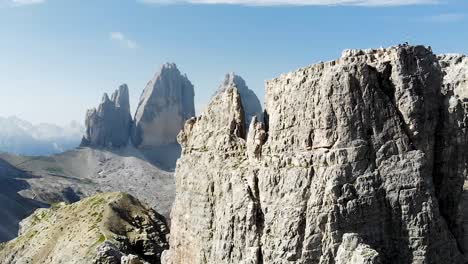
217;73;263;128
0;192;169;264
132;63;195;148
437;54;468;255
165;45;468;264
81;84;132;148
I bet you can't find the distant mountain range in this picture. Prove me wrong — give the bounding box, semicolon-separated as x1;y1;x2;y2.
0;116;84;156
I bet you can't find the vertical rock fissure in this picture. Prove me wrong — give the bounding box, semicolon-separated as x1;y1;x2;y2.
253;172;265;264
373;64;416;149
296;166;315;261
263;110;270;137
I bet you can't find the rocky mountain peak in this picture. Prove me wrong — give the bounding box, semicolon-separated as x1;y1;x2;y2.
111;84;130;109
81;84;133;148
165;45;468;264
177;86;245;151
132;63;195;148
217;72;262;129
220;72;246;89
101;93;110;104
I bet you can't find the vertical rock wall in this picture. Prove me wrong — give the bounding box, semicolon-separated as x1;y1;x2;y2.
81;84;132;148
436;54;468;254
132;63;195;148
166;45;468;264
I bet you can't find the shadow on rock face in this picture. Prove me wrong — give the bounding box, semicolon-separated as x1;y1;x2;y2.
139;143;182;172
61;187;82;203
0;159;49;242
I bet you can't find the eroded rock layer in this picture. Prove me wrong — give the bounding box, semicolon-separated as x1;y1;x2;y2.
165;45;468;264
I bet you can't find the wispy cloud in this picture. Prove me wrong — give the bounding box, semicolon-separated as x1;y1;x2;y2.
110;32;138;49
424;13;465;23
0;0;45;7
140;0;437;6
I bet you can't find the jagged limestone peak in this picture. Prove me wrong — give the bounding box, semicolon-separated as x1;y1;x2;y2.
132;63;195;148
81;84;133;148
216;72;262;129
165;45;468;264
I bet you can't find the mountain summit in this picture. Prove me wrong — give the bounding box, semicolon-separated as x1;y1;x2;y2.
132;63;195;148
165;45;468;264
81;84;132;148
217;73;262;128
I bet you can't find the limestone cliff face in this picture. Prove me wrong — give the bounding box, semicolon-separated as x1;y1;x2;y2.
0;192;169;264
436;54;468;254
165;45;468;264
132;63;195;148
216;73;263;129
81;84;132;148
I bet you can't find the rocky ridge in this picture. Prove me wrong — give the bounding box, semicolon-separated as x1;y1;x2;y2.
165;45;468;264
0;192;169;264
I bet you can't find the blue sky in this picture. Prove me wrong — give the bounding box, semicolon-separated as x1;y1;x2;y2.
0;0;466;125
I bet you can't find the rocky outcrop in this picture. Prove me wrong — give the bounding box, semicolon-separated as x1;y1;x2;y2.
165;45;468;264
81;84;132;148
216;73;263;128
0;192;169;264
132;63;195;148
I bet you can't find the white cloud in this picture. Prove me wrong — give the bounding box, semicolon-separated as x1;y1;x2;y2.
140;0;437;6
0;0;45;7
110;32;138;49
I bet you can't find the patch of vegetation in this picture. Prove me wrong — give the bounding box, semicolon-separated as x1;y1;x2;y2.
40;211;49;219
27;230;39;239
30;215;40;226
90;211;103;223
97;234;106;244
9;229;40;248
89;232;108;251
89;196;106;209
45;166;65;174
51;202;65;209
